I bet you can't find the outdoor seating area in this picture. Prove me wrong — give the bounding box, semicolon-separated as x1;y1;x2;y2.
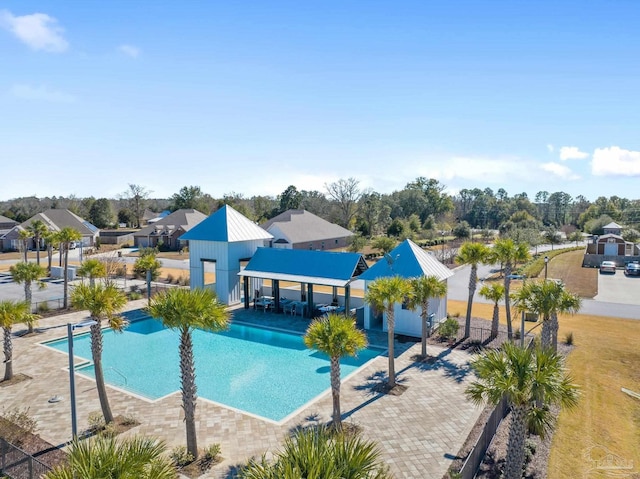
254;295;347;318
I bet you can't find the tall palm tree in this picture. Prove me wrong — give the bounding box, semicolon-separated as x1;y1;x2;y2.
43;230;57;272
512;280;581;351
27;219;49;266
0;300;36;381
58;227;83;308
18;228;31;262
364;276;412;389
407;275;447;357
456;242;490;338
9;262;46;333
71;283;127;424
479;283;505;339
147;288;230;459
466;343;579;479
44;435;176;479
489;239;530;340
77;259;107;287
304;313;367;429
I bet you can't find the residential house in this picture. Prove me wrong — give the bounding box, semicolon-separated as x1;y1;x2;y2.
2;209;99;251
583;222;640;267
133;209;207;250
0;215;18;251
261;209;354;250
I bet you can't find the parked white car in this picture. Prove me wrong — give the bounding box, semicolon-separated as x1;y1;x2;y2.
599;261;616;274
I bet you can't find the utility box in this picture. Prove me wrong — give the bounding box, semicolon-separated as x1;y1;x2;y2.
50;266;77;281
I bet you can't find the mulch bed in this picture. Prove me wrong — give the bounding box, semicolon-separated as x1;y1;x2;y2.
0;418;68;471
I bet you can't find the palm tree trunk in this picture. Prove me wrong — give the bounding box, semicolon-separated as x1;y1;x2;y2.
465;265;477;338
504;263;513;340
504;405;528;479
3;327;13;381
541;314;552;349
146;270;152;303
90;322;114;424
420;302;428;357
551;313;559;352
35;234;41;266
25;282;34;334
386;307;396;389
180;328;198;459
330;356;342;428
47;245;52;272
491;303;499;339
63;245;69;309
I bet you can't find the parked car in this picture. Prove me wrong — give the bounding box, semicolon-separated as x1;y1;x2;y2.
625;262;640;276
600;261;617;274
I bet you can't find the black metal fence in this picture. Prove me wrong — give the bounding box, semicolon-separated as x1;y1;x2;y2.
0;439;52;479
457;396;509;479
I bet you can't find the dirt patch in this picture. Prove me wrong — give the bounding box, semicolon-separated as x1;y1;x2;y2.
0;418;68;471
0;373;31;388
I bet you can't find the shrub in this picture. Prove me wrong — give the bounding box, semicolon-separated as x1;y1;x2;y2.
564;331;574;345
438;317;459;342
129;292;143;300
170;445;194;467
37;302;50;314
87;411;105;433
179;276;190;286
166;273;174;284
101;422;118;438
120;414;139;426
203;443;221;462
0;407;38;445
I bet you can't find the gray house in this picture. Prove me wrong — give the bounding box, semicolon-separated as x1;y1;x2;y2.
262;209;354;250
0;215;18;251
133;209;207;250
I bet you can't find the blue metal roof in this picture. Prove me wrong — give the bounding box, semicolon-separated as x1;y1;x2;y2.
241;248;368;287
180;205;272;242
358;239;453;282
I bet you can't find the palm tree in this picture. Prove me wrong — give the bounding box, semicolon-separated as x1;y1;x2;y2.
135;253;161;302
147;288;229;459
43;230;57;272
512;280;581;351
44;435;176;479
27;219;49;266
58;227;82;309
18;228;31;262
489;239;530;340
240;426;391;479
456;242;490;338
304;313;367;429
9;262;46;333
0;300;37;381
407;275;447;357
71;283;127;424
77;259;107;287
466;343;579;479
479;283;505;340
364;276;412;389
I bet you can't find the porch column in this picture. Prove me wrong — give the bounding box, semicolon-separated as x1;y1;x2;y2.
274;280;280;312
345;285;350;314
307;284;314;318
332;286;338;304
243;276;249;309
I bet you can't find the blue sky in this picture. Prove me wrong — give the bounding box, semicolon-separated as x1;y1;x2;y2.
2;1;639;201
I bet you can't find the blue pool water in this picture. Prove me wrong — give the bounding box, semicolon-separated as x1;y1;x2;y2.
46;317;380;422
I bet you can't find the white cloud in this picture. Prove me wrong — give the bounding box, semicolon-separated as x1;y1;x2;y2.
540;162;580;180
119;44;140;58
592;146;640;177
0;9;68;52
559;146;589;161
9;84;76;103
547;144;554;153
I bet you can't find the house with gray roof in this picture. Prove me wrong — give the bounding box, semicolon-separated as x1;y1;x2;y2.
0;215;19;251
261;209;354;250
2;209;99;251
133;208;207;250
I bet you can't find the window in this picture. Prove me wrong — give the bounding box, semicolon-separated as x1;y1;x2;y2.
321;241;325;249
335;239;338;244
309;243;313;250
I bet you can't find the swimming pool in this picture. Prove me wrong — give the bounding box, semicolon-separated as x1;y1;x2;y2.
45;316;380;422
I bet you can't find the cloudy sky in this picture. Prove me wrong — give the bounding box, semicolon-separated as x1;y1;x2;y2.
1;1;639;201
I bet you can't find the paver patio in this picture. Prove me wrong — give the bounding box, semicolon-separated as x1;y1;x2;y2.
1;300;483;479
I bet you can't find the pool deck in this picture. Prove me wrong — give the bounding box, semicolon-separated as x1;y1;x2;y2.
3;300;483;479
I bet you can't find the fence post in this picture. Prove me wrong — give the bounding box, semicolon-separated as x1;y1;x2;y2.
29;455;33;479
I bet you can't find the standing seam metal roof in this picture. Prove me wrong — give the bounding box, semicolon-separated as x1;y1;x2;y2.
180;205;273;242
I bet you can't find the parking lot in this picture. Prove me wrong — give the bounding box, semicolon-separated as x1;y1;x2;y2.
594;268;640;305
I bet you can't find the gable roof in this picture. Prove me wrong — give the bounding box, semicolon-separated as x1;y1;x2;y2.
261;209;353;245
134;209;207;237
359;239;453;282
20;209;99;236
0;215;17;225
603;222;622;230
180;205;273;242
240;247;368;287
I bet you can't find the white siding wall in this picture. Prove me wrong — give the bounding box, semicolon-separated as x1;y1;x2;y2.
189;239;266;304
